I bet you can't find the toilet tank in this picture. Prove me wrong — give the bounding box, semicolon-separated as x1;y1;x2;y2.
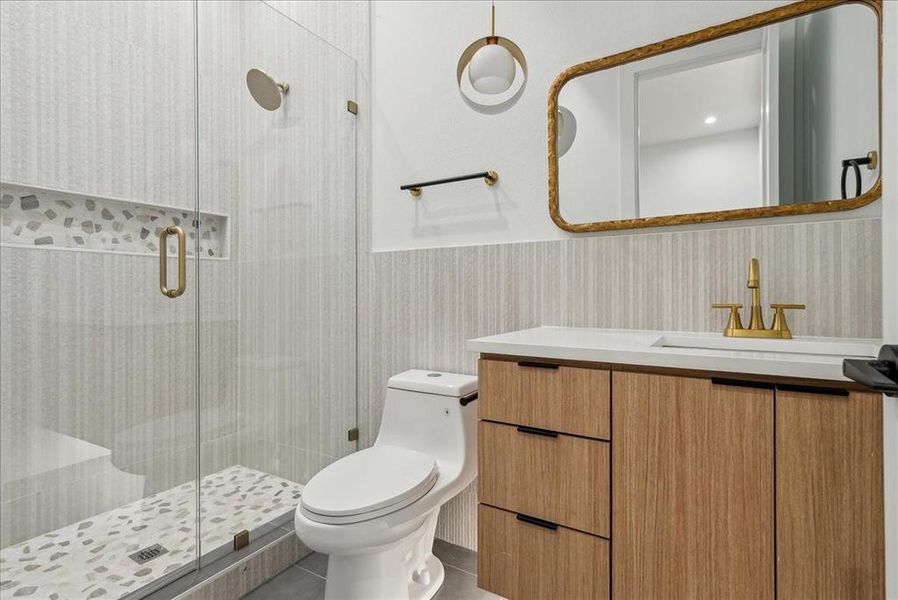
375;370;478;468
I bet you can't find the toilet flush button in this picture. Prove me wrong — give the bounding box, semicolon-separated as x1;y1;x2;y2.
427;373;442;377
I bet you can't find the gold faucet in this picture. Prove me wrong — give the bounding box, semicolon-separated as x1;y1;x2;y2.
712;258;805;339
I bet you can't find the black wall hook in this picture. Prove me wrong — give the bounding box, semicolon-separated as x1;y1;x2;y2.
840;151;878;199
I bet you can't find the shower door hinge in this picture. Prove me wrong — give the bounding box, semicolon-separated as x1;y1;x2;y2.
348;427;359;442
347;100;358;115
233;530;250;551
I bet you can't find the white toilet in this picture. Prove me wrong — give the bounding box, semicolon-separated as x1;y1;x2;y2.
294;369;478;600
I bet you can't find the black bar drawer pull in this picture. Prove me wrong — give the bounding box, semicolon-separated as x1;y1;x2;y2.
516;513;558;531
776;383;850;397
711;377;774;390
517;361;559;369
516;425;559;438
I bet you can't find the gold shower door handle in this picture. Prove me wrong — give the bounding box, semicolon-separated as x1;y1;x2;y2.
159;225;186;298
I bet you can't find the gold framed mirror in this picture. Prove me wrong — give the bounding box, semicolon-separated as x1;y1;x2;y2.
548;0;882;233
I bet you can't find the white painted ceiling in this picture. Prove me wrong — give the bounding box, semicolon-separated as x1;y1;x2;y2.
638;52;763;146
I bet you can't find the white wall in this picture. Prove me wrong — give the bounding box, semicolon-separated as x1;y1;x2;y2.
639;127;761;217
371;1;888;251
372;0;832;251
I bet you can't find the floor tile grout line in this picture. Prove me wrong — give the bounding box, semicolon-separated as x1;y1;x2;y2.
441;561;477;578
294;564;327;581
288;556;476;583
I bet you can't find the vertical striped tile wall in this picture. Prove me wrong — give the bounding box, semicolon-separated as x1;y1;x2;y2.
357;217;882;549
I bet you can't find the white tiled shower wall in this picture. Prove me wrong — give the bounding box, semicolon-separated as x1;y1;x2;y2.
0;0;363;548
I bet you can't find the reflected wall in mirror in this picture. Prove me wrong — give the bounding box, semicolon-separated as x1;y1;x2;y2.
549;0;881;232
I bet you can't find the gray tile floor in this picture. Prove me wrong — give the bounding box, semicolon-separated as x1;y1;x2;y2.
242;539;501;599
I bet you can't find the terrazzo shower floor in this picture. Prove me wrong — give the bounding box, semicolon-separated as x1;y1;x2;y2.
0;465;303;599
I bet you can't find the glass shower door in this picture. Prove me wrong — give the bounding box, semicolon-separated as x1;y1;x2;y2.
1;0;360;595
0;1;202;597
196;0;359;563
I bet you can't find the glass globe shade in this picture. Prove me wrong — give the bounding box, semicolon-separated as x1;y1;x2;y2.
468;43;515;94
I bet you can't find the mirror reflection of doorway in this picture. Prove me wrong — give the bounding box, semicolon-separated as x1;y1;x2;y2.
637;49;765;219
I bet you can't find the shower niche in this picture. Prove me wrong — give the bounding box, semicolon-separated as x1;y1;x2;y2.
1;182;229;258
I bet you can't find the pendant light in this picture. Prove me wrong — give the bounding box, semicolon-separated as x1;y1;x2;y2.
457;2;527;113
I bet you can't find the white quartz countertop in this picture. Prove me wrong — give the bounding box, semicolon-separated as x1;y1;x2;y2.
467;327;882;383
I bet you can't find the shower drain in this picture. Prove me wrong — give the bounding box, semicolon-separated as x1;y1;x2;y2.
128;543;169;565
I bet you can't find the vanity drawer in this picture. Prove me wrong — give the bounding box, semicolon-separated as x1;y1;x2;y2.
478;358;610;439
479;420;610;537
478;504;609;600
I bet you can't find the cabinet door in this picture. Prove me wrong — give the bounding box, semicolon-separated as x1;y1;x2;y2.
612;372;774;600
776;389;884;598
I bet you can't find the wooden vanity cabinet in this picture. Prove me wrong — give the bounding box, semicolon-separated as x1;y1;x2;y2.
478;358;611;599
776;388;884;598
476;355;885;600
612;372;775;599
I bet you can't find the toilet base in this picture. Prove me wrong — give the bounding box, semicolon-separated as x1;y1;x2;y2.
323;510;444;600
408;554;445;600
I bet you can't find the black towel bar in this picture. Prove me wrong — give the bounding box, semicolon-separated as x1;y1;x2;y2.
400;171;498;197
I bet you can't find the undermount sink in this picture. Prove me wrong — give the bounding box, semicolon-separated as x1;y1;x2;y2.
652;334;878;358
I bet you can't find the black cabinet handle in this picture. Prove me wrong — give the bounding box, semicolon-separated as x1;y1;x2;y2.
711;377;774;390
711;377;851;396
516;425;559;438
516;513;558;531
516;361;559;369
776;383;849;397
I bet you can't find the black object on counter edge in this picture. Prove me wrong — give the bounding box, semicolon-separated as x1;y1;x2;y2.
843;345;898;397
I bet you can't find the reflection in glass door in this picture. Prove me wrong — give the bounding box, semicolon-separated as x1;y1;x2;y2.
0;0;201;597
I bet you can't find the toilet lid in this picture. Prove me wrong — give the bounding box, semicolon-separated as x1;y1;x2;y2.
300;445;439;522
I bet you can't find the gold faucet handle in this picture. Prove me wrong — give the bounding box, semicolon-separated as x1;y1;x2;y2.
769;303;805;338
712;303;744;335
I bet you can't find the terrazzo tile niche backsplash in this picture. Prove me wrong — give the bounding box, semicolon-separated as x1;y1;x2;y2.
0;183;228;258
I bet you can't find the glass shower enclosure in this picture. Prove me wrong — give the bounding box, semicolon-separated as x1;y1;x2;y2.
0;1;358;597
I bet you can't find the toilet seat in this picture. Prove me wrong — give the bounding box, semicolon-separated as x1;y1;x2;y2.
300;445;439;525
